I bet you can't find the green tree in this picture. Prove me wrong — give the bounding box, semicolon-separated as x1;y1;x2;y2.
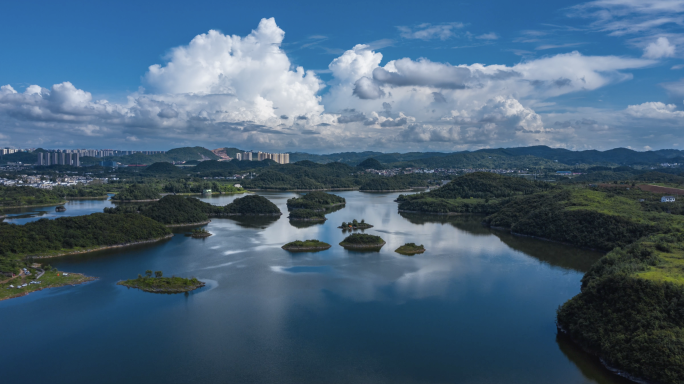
154;271;163;278
145;270;152;277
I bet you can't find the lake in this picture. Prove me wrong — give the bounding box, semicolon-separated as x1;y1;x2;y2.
0;192;633;384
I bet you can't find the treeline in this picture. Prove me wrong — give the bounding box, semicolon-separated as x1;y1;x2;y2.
359;174;432;191
0;213;171;273
395;172;549;214
286;191;345;210
52;185;109;197
162;180;243;194
0;186;64;207
557;236;684;384
483;189;663;251
111;184;161;201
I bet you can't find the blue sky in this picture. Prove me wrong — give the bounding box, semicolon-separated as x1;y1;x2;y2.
0;0;683;152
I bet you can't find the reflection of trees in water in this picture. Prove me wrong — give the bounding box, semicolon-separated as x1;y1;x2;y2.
399;211;603;273
289;219;324;229
228;215;280;229
399;212;491;236
556;333;633;384
489;230;603;273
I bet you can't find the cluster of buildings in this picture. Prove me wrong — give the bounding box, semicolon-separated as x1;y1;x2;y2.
0;148;23;155
235;151;289;164
37;152;80;167
0;174;101;188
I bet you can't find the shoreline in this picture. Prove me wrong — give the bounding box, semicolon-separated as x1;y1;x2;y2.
398;209;467;216
0;200;67;209
0;273;96;302
556;325;654;384
340;241;386;249
212;212;282;216
282;245;331;252
247;188;357;191
111;199;160;202
28;234;174;259
166;220;211;228
117;280;206;293
65;196;109;200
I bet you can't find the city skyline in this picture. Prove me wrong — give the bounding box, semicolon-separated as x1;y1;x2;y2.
1;0;683;153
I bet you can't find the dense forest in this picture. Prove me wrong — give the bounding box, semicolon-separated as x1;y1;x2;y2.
111;184;161;201
396;172;549;214
105;195;211;225
52;185;109;198
224;195;281;215
339;234;385;245
0;186;64;207
286;191;345;210
0;213;170;273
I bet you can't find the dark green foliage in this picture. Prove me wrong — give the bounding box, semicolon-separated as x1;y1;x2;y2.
286;191;345;210
162;180;242;194
224;195;280;215
111;184;161;200
143;162;185;175
52;185;109;197
244;170;325;190
427;172;550;199
359;174;431;191
0;186;64;207
0;213;170;266
357;158;383;169
558;275;684;384
483;190;661;251
398;198;505;215
139;195;209;225
191;160;238;173
340;233;384;245
283;239;330;248
119;274;203;292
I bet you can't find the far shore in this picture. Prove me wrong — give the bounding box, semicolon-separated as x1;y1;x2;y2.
28;234;174;259
0;200;67;209
65;196;109;200
166;220;211;228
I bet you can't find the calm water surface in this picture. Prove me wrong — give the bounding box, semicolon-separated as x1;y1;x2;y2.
0;192;632;384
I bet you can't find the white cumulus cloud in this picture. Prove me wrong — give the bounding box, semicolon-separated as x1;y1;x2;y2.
643;36;676;58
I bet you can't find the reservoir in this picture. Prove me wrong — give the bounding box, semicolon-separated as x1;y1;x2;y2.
0;192;632;383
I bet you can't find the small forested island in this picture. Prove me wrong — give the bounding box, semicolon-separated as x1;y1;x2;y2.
286;191;345;221
55;205;66;212
117;270;205;293
281;239;331;252
0;186;65;208
286;191;346;210
339;233;385;250
339;219;373;229
1;265;95;301
111;184;161;201
190;228;211;238
395;243;425;255
223;194;281;215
